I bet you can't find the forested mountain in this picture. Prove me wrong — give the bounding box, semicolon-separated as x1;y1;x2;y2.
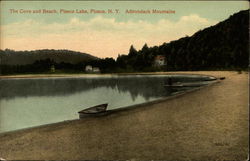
0;49;98;65
117;9;249;71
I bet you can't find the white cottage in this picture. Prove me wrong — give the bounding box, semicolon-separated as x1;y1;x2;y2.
85;65;93;72
85;65;100;73
92;67;100;73
154;55;166;66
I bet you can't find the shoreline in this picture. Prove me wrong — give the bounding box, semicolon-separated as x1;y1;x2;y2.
0;71;248;160
0;71;222;79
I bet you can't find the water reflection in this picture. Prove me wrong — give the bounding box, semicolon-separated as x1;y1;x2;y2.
0;75;212;100
0;75;214;133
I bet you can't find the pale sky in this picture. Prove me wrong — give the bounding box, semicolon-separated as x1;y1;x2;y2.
0;1;249;58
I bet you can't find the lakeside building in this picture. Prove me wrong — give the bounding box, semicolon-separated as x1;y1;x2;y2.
85;65;100;73
154;55;166;67
92;67;100;73
85;65;93;72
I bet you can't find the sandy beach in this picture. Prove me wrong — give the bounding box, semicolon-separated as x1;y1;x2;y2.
0;71;248;160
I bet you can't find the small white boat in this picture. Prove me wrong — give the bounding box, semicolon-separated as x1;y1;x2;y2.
78;103;108;118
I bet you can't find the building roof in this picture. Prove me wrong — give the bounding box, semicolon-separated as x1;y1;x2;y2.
155;55;165;60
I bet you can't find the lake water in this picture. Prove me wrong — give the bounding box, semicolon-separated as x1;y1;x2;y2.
0;74;215;133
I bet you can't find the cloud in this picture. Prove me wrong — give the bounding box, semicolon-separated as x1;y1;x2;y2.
1;14;217;58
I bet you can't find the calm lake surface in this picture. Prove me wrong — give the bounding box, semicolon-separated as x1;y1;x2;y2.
0;74;215;133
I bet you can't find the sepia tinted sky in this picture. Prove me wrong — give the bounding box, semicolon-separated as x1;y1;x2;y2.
0;1;249;58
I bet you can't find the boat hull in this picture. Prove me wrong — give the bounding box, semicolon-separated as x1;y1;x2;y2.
78;103;108;118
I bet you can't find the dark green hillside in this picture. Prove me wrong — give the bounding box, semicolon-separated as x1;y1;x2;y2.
0;49;98;65
117;9;249;71
0;49;99;74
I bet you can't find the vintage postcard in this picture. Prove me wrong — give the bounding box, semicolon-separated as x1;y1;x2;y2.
0;1;249;160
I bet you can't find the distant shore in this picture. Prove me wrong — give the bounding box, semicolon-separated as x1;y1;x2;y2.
0;71;248;160
0;71;223;79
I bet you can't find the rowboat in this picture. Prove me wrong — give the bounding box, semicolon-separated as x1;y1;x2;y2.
78;103;108;118
164;82;208;88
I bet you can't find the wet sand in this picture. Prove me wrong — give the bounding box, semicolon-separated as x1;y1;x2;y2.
0;71;248;160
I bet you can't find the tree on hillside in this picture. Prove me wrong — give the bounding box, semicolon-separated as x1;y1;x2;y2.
128;45;138;57
141;43;149;53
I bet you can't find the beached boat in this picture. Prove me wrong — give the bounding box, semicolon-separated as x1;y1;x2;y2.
78;103;108;118
164;82;207;88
